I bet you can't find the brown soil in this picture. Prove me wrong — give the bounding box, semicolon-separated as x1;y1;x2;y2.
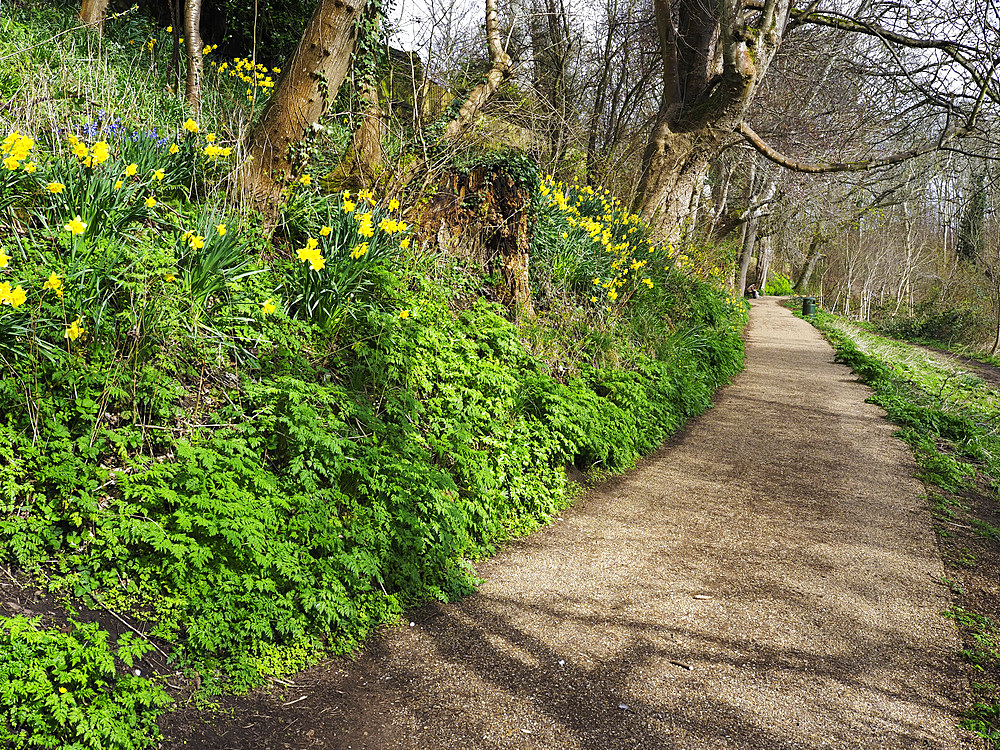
160;298;973;750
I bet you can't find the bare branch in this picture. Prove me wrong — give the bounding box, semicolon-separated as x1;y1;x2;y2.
737;120;967;173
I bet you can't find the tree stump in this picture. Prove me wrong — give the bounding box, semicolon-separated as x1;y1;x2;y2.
420;165;535;320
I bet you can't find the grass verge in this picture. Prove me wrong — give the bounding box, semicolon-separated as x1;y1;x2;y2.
808;309;1000;744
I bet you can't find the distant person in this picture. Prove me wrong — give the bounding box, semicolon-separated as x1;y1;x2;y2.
746;284;759;299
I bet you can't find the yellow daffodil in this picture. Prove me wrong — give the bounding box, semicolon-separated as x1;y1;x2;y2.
261;298;276;314
145;196;156;208
189;234;205;250
43;273;63;297
125;163;138;177
216;223;226;236
350;242;368;260
64;317;86;341
25;162;35;173
297;245;325;271
319;225;332;237
0;250;8;268
46;182;65;194
342;199;355;213
388;198;400;210
398;309;409;319
205;133;216;142
300;174;311;186
183;118;199;133
399;237;410;250
7;286;26;307
114;180;123;190
91;141;110;165
64;215;87;235
166;25;173;32
165;273;176;282
153;168;165;181
169;143;180;154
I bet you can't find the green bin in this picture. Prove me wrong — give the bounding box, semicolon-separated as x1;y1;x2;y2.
802;297;817;316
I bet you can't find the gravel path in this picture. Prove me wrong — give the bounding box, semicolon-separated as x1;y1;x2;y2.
165;297;970;749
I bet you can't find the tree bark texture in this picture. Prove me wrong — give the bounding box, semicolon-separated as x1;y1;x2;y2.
352;80;386;179
242;0;367;206
418;168;534;319
184;0;204;114
79;0;109;32
633;0;791;234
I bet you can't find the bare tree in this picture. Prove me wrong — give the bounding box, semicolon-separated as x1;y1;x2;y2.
629;0;998;239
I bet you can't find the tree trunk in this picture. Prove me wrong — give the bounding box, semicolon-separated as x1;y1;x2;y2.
794;234;824;293
633;126;712;241
755;233;773;292
738;210;760;294
352;79;386;179
490;173;535;319
241;0;367;207
79;0;109;32
184;0;204;115
633;0;791;234
440;0;511;142
420;168;534;320
530;0;571;170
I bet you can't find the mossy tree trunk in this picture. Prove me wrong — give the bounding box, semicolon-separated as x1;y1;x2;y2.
241;0;367;209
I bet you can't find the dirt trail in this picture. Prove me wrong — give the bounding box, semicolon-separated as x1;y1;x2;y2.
163;297;970;749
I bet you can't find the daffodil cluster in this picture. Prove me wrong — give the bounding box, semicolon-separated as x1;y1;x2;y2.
1;245;88;346
538;175;665;306
285;190;414;327
211;55;279;103
1;131;35;172
537;175;728;308
0;281;27;308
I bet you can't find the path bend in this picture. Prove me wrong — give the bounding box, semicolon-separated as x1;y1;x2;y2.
167;296;969;750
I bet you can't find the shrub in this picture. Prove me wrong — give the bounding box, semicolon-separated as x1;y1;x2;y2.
764;273;793;296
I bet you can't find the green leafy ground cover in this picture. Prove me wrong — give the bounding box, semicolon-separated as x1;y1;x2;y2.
0;5;747;748
811;312;1000;744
